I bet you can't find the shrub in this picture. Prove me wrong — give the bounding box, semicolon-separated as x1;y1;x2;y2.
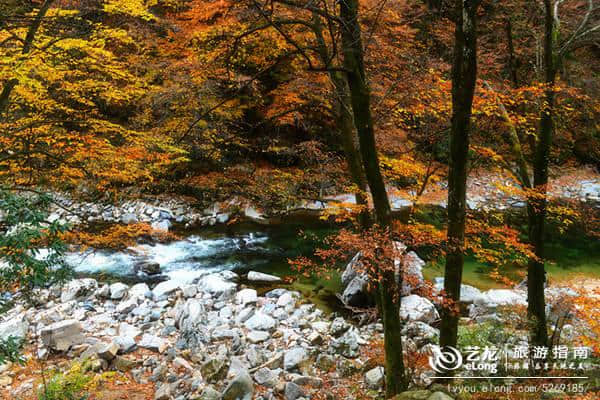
39;361;115;400
457;321;507;349
0;189;71;305
0;336;25;365
39;362;92;400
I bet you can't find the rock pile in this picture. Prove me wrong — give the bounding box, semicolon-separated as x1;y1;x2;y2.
1;264;582;398
0;272;449;399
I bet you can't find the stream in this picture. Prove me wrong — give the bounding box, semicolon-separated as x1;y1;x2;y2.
65;221;343;311
64;212;600;312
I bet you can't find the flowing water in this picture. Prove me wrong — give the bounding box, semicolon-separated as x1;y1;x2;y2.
64;212;600;310
65;221;343;311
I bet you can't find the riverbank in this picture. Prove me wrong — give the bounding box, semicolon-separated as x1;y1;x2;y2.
46;167;599;230
0;273;435;399
1;265;596;399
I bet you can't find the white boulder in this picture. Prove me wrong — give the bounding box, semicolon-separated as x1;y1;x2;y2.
400;295;439;324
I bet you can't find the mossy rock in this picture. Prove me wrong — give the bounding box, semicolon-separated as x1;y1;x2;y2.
394;390;432;400
199;386;220;400
428;391;454;400
427;384;452;395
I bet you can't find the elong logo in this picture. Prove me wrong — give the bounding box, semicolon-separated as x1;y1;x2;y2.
429;346;463;373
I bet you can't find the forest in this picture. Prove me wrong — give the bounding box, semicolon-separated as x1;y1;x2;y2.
0;0;599;399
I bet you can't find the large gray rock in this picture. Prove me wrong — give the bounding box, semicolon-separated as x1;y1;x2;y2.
284;382;305;400
154;382;171;400
0;316;28;341
236;289;258;305
247;271;282;283
400;295;439;324
235;307;255;324
151;220;171;232
283;347;308;371
480;289;527;307
138;334;166;352
365;366;385;390
456;284;485;304
339;252;374;306
253;367;278;387
244;312;276;331
340;245;427;305
341;252;362;286
119;322;141;338
197;274;237;297
330;317;351;337
433;279;484;304
331;329;360;358
276;292;296;308
341;274;370;307
469;289;527;318
109;282;129;300
61;279;98;302
243;206;266;223
221;370;254;400
134;262;161;276
247;330;269;344
113;335;136;353
116;298;138;314
292;375;323;388
182;284;198;298
152;280;180;298
97;342;119;361
402;321;439;347
175;298;205;331
40;319;84;351
129;283;151;298
400;249;426;295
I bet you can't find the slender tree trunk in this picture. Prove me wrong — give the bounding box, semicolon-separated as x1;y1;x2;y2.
0;0;54;118
527;0;555;349
311;14;371;228
339;0;391;228
505;18;519;88
339;0;407;395
331;74;372;229
439;0;480;358
482;81;531;189
0;79;18;118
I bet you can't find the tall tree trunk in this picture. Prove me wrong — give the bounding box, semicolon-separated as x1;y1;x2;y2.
505;18;519;88
0;0;54;118
527;0;555;349
332;74;372;229
311;14;371;228
339;0;407;396
439;0;480;358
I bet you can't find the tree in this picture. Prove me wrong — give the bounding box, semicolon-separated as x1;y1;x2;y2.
236;0;409;394
484;0;600;349
0;0;55;118
339;0;408;394
525;0;557;349
0;1;185;192
439;0;481;356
